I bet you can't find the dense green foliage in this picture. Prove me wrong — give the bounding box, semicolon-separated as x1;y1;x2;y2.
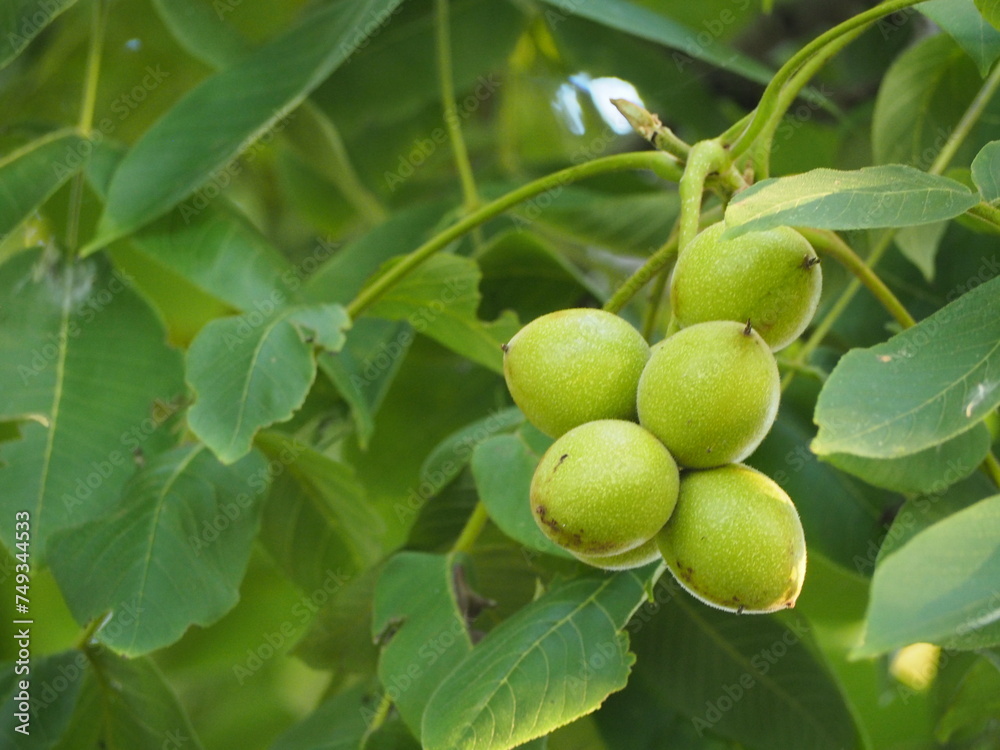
1;0;1000;748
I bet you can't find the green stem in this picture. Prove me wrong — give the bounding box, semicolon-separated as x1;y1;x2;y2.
361;692;394;743
65;0;108;255
603;232;680;315
750;24;867;178
451;501;490;554
76;612;108;649
436;0;480;213
982;452;1000;489
345;151;682;317
678;140;726;251
929;58;1000;176
968;203;1000;228
728;0;931;161
799;228;915;328
641;261;673;340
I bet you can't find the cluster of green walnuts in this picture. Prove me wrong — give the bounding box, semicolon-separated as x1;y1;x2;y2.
503;223;822;614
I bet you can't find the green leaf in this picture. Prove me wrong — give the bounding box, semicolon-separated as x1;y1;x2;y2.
972;140;1000;202
0;250;184;560
186;303;350;464
813;276;1000;458
977;0;1000;30
366;254;519;374
822;424;991;494
318;318;413;449
921;0;1000;77
420;407;524;489
255;430;382;594
269;683;369;750
894;220;948;281
855;494;1000;656
0;1;76;71
422;569;655;750
0;130;86;240
0;651;87;746
471;433;575;559
373;552;476;739
536;0;772;86
724;166;979;236
872;33;999;167
84;649;206;750
47;444;268;656
151;0;250;69
625;582;861;750
936;656;1000;742
88;0;406;247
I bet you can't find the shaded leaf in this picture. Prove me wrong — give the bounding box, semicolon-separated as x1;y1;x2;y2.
725;166;979;236
373;552;475;739
366;254;519;374
972;140;1000;202
625;581;861;750
536;0;772;85
0;130;86;240
894;221;948;281
822;424;990;494
0;1;76;71
319;318;413;449
936;656;1000;742
88;0;406;247
0;250;184;560
186;303;350;464
422;569;655;750
47;445;268;656
872;33;999;167
420;407;524;489
856;494;1000;656
0;651;87;747
256;430;382;593
978;0;1000;30
471;433;575;559
921;0;1000;77
269;682;372;750
813;276;1000;458
151;0;250;69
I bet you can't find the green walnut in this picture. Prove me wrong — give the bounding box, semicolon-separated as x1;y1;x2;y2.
656;464;806;614
670;222;822;351
573;538;661;571
503;308;649;437
637;320;779;469
530;420;679;556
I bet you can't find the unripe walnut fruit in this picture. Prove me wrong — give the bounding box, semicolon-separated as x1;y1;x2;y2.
503;309;649;438
656;464;806;614
573;538;661;571
637;320;779;469
530;420;679;556
670;222;822;351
